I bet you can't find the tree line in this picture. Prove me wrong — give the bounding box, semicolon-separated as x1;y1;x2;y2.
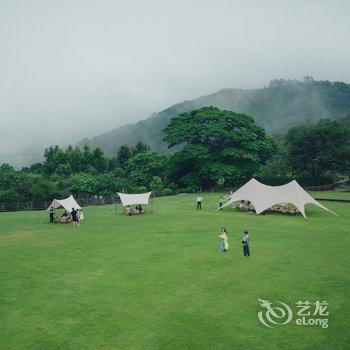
1;107;349;203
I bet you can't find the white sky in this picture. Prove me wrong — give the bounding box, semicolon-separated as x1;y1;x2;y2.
0;0;349;165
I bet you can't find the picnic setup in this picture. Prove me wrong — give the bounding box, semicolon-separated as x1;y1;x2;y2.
117;191;153;216
220;178;336;218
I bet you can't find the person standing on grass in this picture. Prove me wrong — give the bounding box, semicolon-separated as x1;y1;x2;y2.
71;207;78;227
242;231;250;257
196;195;203;210
219;228;229;252
76;210;81;227
49;207;54;223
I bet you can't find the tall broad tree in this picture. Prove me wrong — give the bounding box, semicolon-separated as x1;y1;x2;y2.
286;118;350;185
164;106;275;188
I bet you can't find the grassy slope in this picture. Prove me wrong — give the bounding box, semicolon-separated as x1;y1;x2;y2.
309;191;350;200
0;194;349;350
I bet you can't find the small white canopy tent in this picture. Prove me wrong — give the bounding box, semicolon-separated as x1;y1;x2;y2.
46;195;82;212
116;192;153;215
117;192;152;206
220;178;336;219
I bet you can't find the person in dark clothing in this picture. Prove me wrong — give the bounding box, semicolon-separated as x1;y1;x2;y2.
242;231;250;257
49;207;54;223
71;207;78;227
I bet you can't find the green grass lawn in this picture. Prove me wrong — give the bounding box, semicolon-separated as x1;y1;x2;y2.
0;194;349;349
309;190;350;200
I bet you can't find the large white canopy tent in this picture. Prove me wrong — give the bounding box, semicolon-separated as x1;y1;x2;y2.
220;178;336;219
46;195;82;212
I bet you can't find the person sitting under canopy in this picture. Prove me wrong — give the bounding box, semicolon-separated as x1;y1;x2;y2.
123;204;145;216
118;192;151;216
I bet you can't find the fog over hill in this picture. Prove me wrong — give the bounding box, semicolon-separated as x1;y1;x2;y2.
79;78;350;155
2;1;350;167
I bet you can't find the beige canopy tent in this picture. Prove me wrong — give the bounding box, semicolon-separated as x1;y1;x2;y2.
116;192;153;215
220;178;336;219
117;192;152;206
46;195;81;212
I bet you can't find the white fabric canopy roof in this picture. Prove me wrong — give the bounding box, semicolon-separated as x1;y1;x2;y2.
46;195;82;212
117;192;152;206
221;178;336;219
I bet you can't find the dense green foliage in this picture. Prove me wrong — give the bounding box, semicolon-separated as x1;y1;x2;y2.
164;107;275;188
0;194;349;348
0;141;167;203
257;117;350;186
80;78;350;155
285;119;350;185
1;108;349;204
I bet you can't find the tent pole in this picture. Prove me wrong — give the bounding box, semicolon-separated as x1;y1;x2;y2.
38;210;46;226
152;191;167;215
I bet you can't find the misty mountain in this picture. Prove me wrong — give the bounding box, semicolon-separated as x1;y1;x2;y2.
79;78;350;155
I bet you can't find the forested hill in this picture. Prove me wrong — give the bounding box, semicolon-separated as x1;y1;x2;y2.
79;78;350;154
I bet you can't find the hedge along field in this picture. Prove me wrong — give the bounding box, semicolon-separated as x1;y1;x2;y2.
0;193;349;349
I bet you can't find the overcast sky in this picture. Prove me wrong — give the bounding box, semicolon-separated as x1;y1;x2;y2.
1;0;349;166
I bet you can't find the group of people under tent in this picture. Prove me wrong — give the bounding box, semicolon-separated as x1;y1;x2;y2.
123;205;144;216
265;203;300;215
235;200;300;215
210;195;301;216
49;207;84;227
218;228;250;257
237;200;255;212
